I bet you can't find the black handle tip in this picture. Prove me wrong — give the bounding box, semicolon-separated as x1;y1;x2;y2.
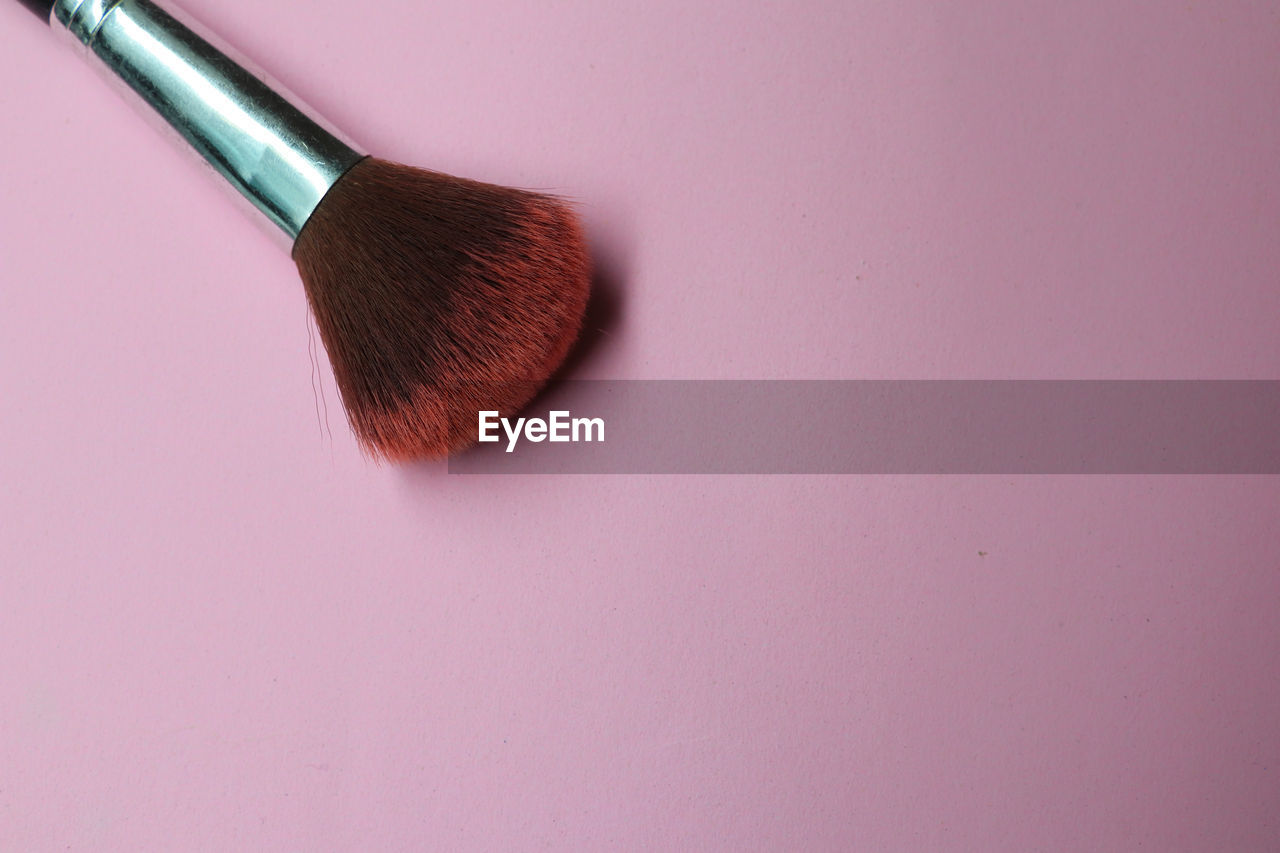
15;0;55;23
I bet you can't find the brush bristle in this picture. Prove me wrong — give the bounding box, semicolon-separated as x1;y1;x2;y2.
292;158;590;461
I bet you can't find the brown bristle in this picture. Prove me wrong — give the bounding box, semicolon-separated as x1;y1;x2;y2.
292;158;591;461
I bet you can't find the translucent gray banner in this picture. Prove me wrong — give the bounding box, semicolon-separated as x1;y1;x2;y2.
446;381;1280;474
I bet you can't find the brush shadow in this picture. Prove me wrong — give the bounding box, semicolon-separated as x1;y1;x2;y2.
553;228;628;381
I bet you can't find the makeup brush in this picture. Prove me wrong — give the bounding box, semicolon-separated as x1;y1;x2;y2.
13;0;591;461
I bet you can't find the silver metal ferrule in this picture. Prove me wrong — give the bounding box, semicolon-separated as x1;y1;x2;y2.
51;0;366;242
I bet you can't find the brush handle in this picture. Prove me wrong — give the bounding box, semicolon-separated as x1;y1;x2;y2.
44;0;365;242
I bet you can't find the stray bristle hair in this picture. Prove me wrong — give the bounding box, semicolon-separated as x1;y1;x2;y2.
292;158;591;461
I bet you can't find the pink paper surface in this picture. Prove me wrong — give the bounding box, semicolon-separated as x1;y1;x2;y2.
2;0;1278;848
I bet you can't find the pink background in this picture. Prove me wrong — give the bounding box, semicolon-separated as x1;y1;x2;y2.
2;0;1279;849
